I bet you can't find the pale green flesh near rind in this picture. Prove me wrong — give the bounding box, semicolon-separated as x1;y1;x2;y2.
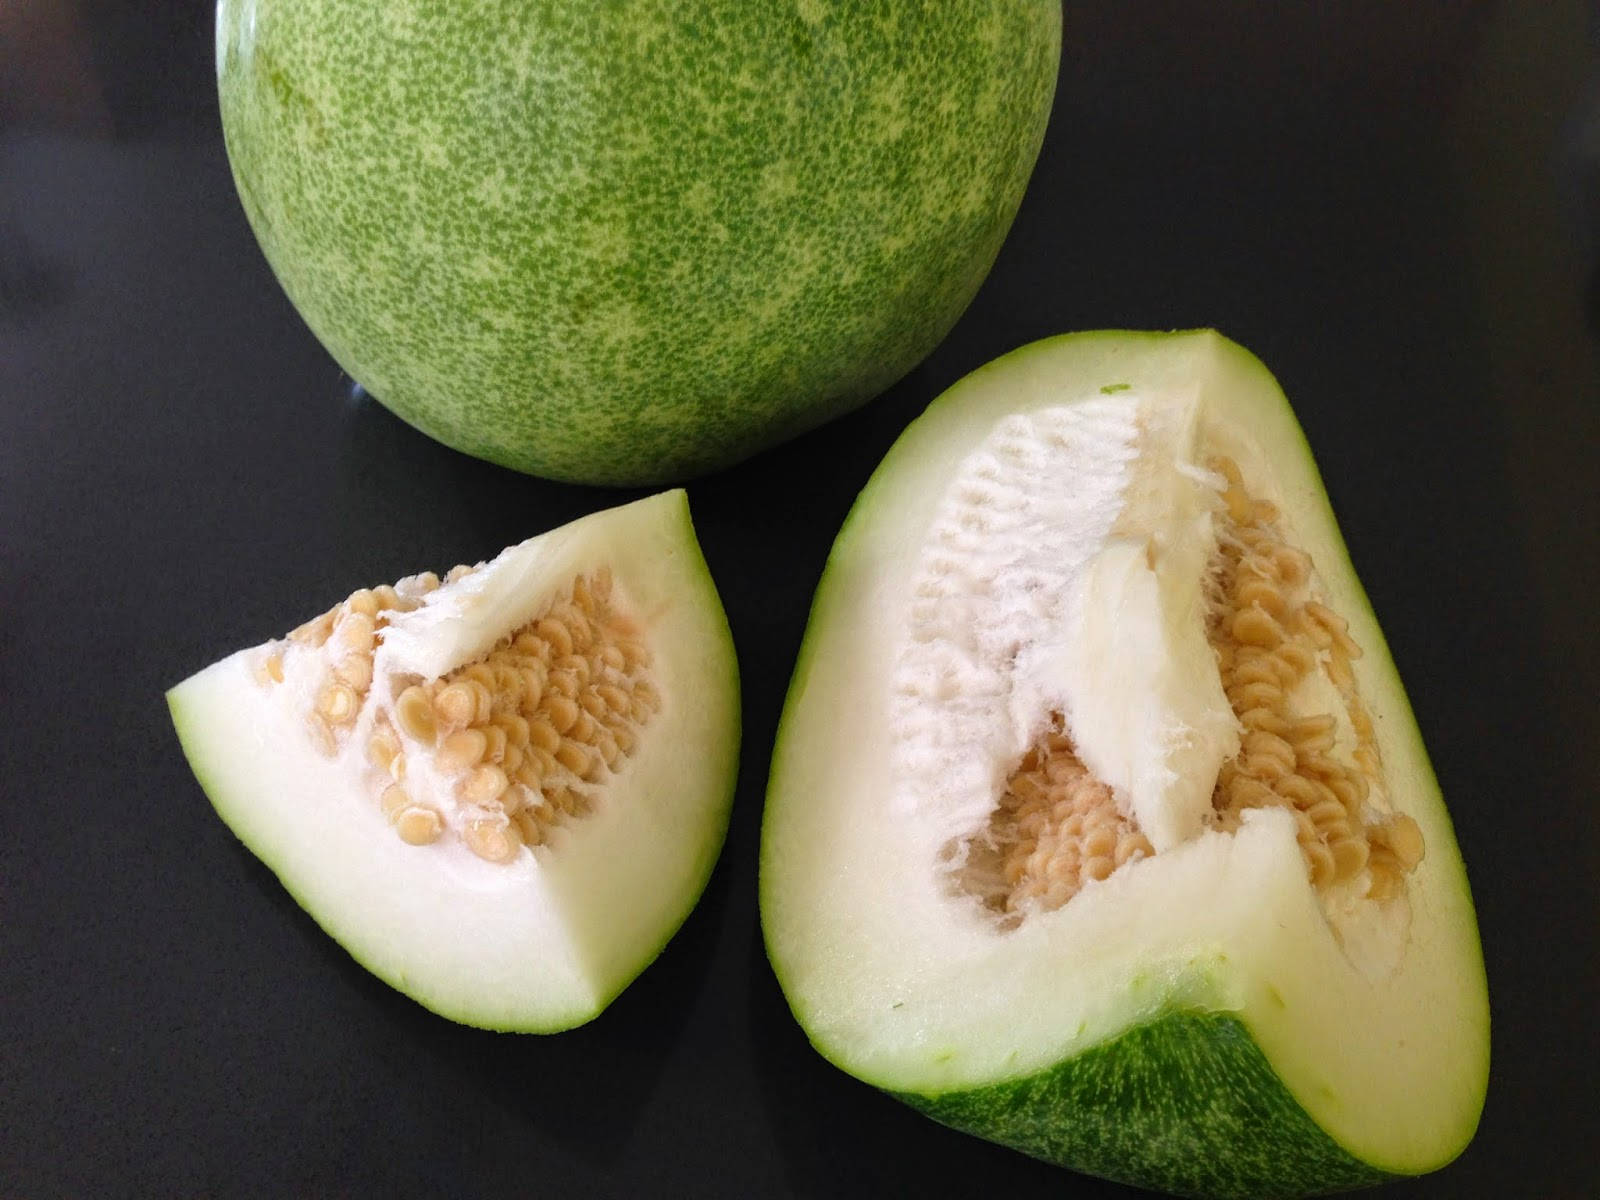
215;0;1061;484
761;332;1488;1190
170;492;740;1031
901;1011;1386;1200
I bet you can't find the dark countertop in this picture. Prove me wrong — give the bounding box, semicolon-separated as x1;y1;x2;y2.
3;3;1596;1196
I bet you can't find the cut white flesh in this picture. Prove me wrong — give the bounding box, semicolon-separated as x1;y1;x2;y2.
171;490;739;1032
761;332;1487;1195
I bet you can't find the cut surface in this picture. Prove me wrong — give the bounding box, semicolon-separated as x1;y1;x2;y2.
171;491;739;1031
761;332;1487;1194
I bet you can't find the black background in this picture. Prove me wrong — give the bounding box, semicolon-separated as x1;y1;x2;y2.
3;3;1597;1196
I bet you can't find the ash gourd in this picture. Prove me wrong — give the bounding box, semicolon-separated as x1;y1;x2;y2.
170;492;740;1032
762;331;1488;1198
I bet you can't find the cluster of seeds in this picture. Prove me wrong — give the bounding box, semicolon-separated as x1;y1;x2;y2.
950;453;1425;923
1206;456;1423;900
957;721;1154;924
373;568;658;863
254;570;449;754
255;564;660;866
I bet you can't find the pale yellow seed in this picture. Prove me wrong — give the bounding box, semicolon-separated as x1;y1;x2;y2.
599;645;625;672
1330;836;1369;882
346;588;380;618
493;664;524;701
1383;814;1426;870
528;717;562;754
611;725;636;755
380;784;412;820
475;725;503;764
493;713;530;750
289;608;337;646
1274;545;1311;586
444;564;474;584
595;731;621;770
1083;855;1115;883
1236;577;1286;616
1228;681;1283;712
536;618;573;658
395;806;442;846
460;764;509;806
1273;775;1321;808
545;694;580;734
436;728;488;771
1232;607;1284;648
1306;797;1348;830
433;683;477;728
395;686;437;743
336;612;377;656
318;683;358;724
570;711;599;745
264;652;285;684
1305;840;1335;887
1211;456;1244;487
336;653;374;692
521;668;545;709
579;690;609;721
554;741;592;778
367;726;401;772
1242;730;1296;771
464;817;522;864
620;641;652;670
513;807;545;846
591;567;613;605
512;632;548;658
500;785;528;817
527;746;558;778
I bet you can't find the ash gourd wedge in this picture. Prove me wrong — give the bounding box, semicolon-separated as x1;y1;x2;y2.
760;332;1488;1198
169;492;739;1031
215;0;1061;485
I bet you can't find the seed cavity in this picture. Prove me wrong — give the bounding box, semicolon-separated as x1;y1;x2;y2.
257;559;657;866
372;568;659;863
945;446;1425;926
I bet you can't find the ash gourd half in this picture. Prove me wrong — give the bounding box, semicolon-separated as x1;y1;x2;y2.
762;332;1487;1198
171;492;739;1031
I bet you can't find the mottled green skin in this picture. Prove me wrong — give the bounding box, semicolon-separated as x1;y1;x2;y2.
216;0;1061;483
899;1011;1392;1199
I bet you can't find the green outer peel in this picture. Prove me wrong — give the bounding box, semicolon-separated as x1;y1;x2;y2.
216;0;1062;484
899;1011;1387;1199
761;331;1488;1197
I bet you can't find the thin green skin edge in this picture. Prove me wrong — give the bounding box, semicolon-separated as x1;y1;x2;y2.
897;1011;1391;1200
215;0;1062;485
761;330;1487;1194
169;496;741;1033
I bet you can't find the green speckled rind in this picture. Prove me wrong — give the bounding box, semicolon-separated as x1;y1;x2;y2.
899;1011;1391;1200
216;0;1061;484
